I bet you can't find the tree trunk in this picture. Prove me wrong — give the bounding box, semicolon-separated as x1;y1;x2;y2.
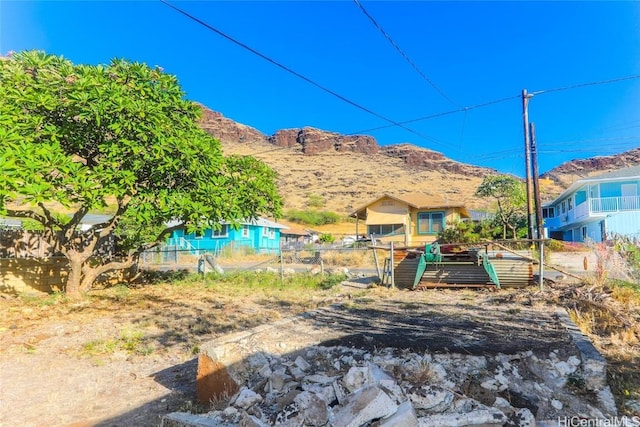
65;256;84;297
79;268;100;294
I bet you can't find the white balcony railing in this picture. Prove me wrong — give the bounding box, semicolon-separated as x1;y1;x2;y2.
589;195;640;214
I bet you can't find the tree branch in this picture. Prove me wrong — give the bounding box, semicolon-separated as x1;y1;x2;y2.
95;195;131;239
131;224;184;255
83;255;136;279
5;209;47;224
63;205;89;243
37;202;63;229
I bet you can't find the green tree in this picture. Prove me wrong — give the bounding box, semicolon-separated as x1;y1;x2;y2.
475;175;526;239
0;51;282;296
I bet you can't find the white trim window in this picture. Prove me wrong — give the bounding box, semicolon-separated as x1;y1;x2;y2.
241;226;250;238
262;227;269;237
417;211;445;234
212;224;228;238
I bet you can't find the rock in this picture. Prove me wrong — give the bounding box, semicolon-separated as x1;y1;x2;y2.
596;386;618;417
493;396;514;415
294;355;311;371
507;408;536;427
626;399;640;415
407;385;454;413
332;384;398;427
377;400;418;427
293;390;330;426
333;380;348;405
239;413;269;427
268;371;291;393
196;353;240;404
197;106;267;145
234;388;263;409
417;408;507;427
343;366;368;392
161;412;219;427
191;330;614;425
301;382;336;405
305;374;337;385
504;389;540;417
380;144;492;177
551;398;563;410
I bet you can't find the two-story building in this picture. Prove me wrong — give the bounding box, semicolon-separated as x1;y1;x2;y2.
543;165;640;242
349;193;470;247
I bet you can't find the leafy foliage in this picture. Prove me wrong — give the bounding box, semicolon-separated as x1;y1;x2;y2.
285;209;341;226
318;233;335;243
475;175;527;239
439;220;487;243
0;51;282;295
306;194;325;209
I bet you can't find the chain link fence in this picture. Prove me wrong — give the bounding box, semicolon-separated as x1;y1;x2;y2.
139;244;376;275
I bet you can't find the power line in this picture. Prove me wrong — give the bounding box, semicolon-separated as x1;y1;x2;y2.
352;0;458;107
531;74;640;96
159;0;441;146
360;94;521;133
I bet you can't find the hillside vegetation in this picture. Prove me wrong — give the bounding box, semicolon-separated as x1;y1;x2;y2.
198;106;637;215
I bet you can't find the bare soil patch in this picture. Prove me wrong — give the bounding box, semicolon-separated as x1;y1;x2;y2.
0;277;635;426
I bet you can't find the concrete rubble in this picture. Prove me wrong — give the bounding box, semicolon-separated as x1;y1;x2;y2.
163;344;618;427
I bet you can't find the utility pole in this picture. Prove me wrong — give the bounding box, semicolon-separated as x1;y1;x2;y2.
522;89;535;241
530;122;545;290
530;122;544;241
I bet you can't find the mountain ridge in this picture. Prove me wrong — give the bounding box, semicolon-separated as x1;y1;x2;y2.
197;104;639;214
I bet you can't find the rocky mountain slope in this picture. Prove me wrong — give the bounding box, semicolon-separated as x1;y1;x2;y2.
197;105;639;214
541;148;640;188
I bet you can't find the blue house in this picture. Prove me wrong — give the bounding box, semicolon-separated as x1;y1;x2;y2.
543;166;640;243
167;217;288;255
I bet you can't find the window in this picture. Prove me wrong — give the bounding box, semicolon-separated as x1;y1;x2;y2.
269;230;275;239
241;226;250;238
568;197;573;211
561;201;566;214
542;207;555;219
582;227;587;240
367;224;404;236
212;224;228;238
194;230;204;239
262;227;269;237
418;212;445;234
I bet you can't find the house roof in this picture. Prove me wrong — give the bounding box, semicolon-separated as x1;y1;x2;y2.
0;218;22;228
350;193;470;220
166;217;288;229
280;226;310;236
247;217;288;229
590;165;640;180
80;214;112;225
545;165;640;206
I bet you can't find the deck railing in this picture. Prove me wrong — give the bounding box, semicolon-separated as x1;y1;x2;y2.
589;195;640;214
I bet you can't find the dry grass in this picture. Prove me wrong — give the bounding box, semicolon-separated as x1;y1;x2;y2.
551;282;640;414
0;272;349;360
321;249;375;267
219;140;493;215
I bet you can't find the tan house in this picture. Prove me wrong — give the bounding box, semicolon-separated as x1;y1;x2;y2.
349;193;470;247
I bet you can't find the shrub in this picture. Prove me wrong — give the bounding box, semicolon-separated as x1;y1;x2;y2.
318;233;335;243
285;209;342;226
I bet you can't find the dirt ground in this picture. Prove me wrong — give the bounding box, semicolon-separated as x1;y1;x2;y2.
0;273;600;427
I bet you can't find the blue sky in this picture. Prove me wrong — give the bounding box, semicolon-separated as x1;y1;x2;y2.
2;1;639;177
